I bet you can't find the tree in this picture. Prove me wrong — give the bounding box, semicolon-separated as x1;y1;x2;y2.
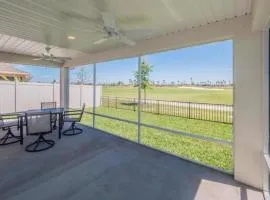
76;68;91;84
190;77;194;86
134;60;153;102
117;81;124;85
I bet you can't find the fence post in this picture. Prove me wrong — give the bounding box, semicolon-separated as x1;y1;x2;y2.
115;97;118;109
188;102;191;118
157;100;160;114
133;98;136;111
107;96;109;108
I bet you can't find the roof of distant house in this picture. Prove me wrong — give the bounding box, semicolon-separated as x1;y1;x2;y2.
0;62;29;76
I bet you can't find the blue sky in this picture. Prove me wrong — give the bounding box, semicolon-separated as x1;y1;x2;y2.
15;40;233;84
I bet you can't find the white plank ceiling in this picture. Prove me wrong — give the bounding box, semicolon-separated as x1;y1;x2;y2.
0;0;252;64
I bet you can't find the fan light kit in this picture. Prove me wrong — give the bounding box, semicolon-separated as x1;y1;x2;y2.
67;36;76;40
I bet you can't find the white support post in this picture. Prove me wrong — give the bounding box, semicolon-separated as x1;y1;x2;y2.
14;79;17;112
52;80;55;103
138;56;142;143
93;63;96;128
60;67;69;110
234;31;266;189
262;25;270;197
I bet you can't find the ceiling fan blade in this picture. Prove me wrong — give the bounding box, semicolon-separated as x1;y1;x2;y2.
52;56;72;61
115;33;136;46
51;58;66;63
42;57;64;63
93;37;108;45
32;57;43;61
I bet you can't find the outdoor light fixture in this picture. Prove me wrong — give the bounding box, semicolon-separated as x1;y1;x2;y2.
67;36;76;40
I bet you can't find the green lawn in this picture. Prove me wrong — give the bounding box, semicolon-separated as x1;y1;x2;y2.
80;86;233;172
81;107;233;172
103;86;233;105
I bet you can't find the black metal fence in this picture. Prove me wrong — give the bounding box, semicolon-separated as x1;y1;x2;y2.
100;96;233;124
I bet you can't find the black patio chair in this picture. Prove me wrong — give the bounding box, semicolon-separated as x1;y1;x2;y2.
25;112;55;152
62;104;85;136
41;101;57;129
0;113;21;145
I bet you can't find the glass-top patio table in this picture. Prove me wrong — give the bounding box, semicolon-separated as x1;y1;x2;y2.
17;108;64;145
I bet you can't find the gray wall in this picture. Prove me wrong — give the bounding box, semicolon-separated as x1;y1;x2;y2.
0;81;101;113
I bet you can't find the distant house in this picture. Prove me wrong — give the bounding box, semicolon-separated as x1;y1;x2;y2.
0;63;30;82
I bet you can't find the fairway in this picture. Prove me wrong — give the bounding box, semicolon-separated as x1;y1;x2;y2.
103;86;233;105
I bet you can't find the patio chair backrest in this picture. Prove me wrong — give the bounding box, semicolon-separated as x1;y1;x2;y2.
25;112;52;135
66;103;85;122
79;103;86;121
0;113;20;128
0;115;3;127
41;102;56;109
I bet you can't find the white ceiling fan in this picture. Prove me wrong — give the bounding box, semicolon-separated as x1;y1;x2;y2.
60;0;153;47
93;12;136;46
32;46;72;63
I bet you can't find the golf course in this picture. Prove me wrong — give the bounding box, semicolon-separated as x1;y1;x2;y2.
102;86;233;105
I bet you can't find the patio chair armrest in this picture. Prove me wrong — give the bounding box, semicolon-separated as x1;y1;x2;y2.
0;112;22;120
64;109;82;113
63;110;82;115
63;112;82;118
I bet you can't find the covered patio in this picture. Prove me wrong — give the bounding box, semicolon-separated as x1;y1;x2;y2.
0;0;270;199
0;124;263;200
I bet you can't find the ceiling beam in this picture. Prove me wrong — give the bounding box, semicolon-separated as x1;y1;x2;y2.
252;0;270;31
64;15;252;68
0;51;59;67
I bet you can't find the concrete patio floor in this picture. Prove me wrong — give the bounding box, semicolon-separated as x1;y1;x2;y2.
0;124;264;200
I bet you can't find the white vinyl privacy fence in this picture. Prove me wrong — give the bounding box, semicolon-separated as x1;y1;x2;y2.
0;81;101;113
